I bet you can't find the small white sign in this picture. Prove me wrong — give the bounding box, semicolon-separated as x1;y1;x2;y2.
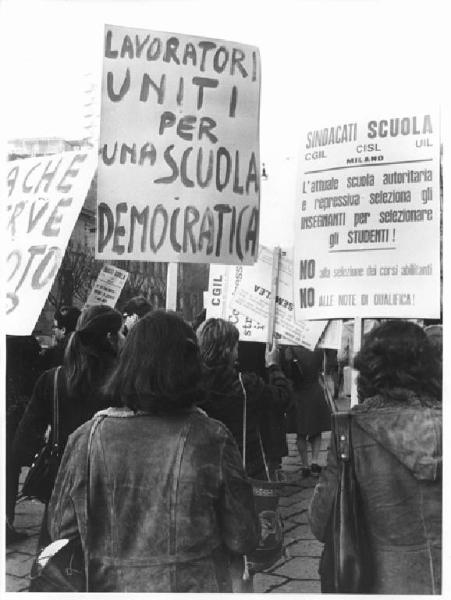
84;264;128;308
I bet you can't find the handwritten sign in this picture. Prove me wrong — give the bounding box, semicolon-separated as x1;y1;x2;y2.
228;246;327;349
84;264;128;308
5;151;97;335
97;25;261;265
294;110;440;319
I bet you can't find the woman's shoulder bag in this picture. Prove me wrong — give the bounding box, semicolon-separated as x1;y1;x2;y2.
29;414;104;592
21;366;62;504
319;411;373;593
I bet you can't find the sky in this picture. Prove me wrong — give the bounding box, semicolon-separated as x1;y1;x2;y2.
1;0;450;247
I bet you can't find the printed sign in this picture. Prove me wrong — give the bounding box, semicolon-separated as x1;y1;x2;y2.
227;246;327;349
97;25;261;264
294;110;440;319
5;151;97;335
84;264;128;308
206;263;266;342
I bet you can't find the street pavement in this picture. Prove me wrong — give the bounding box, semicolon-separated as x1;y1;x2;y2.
5;432;334;593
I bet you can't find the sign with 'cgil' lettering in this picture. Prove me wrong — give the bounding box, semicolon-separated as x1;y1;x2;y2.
294;109;441;320
227;245;328;349
97;24;261;265
5;151;97;335
206;262;267;343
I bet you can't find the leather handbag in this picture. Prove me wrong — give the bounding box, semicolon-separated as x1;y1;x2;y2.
21;367;62;504
29;538;85;592
29;415;103;592
320;412;373;593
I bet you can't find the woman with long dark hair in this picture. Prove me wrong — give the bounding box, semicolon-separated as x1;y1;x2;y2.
47;310;257;592
309;320;442;594
12;305;123;548
196;318;291;480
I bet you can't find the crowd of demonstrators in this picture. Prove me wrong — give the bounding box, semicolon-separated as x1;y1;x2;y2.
48;310;257;593
309;320;442;594
282;346;331;478
6;305;443;593
39;306;81;371
11;305;124;551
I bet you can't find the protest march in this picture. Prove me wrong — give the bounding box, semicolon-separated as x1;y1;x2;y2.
3;1;445;595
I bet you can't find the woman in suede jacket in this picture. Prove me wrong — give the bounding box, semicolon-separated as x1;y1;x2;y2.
309;320;442;594
48;311;257;593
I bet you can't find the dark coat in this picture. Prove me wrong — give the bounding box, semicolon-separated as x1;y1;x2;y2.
309;390;442;594
48;407;258;593
283;346;330;436
12;367;110;467
39;339;66;372
199;365;291;477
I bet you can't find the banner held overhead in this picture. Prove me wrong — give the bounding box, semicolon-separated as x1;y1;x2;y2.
5;151;97;335
294;110;441;320
98;25;261;265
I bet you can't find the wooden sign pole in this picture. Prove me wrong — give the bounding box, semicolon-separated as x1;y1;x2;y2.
166;262;178;311
267;247;281;345
350;317;363;407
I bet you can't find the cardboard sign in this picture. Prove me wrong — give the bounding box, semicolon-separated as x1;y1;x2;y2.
5;151;97;335
84;264;128;308
97;25;261;264
229;246;327;349
294;110;440;320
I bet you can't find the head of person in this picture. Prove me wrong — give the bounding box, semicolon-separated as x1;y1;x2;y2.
196;318;240;369
424;324;442;356
121;296;153;334
354;320;441;402
105;310;202;413
53;306;81;343
64;304;123;399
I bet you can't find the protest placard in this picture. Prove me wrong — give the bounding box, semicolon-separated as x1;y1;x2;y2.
97;25;261;265
84;264;128;308
5;150;97;335
229;246;328;349
294;110;440;320
317;319;343;350
206;263;266;341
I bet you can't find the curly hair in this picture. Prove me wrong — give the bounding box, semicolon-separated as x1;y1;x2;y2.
104;310;202;412
354;320;441;402
121;295;153;319
196;318;239;368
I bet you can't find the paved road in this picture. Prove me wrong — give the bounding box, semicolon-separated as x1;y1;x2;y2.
6;433;331;592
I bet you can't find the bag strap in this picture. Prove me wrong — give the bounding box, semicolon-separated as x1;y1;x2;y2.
51;367;62;452
319;371;337;415
239;372;247;469
332;411;352;463
238;371;271;481
257;429;271;481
